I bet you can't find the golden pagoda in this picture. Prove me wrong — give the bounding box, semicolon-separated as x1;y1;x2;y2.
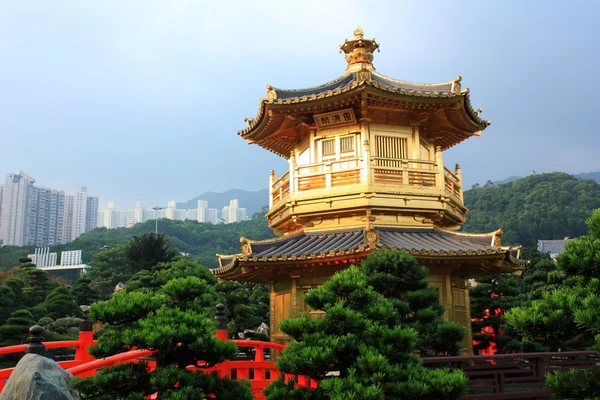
213;28;523;354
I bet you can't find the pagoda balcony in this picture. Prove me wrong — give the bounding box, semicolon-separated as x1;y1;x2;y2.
269;157;464;214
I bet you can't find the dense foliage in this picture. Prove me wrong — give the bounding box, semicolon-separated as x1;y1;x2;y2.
0;212;273;271
361;250;465;356
72;272;252;399
265;262;467;400
504;209;600;399
469;247;566;354
463;172;600;245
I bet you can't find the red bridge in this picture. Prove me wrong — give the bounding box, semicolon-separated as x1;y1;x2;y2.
0;309;598;400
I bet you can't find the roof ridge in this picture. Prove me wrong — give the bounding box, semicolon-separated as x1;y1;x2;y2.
271;73;354;93
371;71;458;88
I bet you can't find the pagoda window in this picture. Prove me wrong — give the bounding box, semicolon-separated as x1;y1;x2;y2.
321;138;336;157
374;135;409;167
340;135;354;154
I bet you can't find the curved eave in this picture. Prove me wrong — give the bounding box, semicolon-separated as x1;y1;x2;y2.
212;249;521;282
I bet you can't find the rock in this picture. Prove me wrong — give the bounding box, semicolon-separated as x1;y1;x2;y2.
0;354;78;400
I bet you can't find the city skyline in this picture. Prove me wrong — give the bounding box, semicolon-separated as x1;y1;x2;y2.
1;2;598;208
98;198;249;229
0;171;98;247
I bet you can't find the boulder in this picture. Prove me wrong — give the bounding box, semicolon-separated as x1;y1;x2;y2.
0;354;77;400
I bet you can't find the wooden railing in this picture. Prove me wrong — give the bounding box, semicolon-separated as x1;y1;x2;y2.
444;166;462;199
270;171;290;206
423;351;600;399
372;157;437;187
268;156;466;211
295;157;362;192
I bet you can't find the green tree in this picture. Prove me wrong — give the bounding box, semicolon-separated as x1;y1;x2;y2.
504;208;600;399
264;266;467;400
361;250;465;356
125;233;179;274
72;276;252;400
0;285;16;325
0;309;35;346
23;268;54;308
85;245;130;300
217;281;270;339
44;285;80;320
71;275;100;306
469;274;529;354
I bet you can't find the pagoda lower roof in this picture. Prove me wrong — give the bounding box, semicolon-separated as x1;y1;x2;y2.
213;227;525;281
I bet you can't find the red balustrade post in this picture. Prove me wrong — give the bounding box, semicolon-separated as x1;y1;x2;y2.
74;308;96;376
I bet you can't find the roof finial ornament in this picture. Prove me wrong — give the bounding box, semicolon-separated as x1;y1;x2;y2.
353;27;364;39
340;27;379;73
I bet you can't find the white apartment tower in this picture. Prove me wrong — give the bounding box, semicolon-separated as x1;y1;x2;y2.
0;185;4;239
72;187;88;240
0;171;97;247
26;187;66;246
62;195;74;243
0;171;36;246
197;200;208;223
85;196;99;233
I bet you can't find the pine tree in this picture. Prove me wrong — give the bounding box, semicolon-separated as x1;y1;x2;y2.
72;276;252;399
125;233;179;274
505;208;600;399
361;250;465;356
71;275;100;306
0;309;35;346
44;285;80;320
264;266;467;400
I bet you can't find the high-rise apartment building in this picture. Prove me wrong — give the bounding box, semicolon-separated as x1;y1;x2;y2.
197;200;208;223
0;171;97;247
0;171;36;246
72;187;88;240
26;187;66;247
206;208;219;224
0;185;4;237
86;196;99;233
62;195;74;243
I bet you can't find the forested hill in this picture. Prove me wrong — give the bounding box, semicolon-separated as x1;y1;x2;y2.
0;215;274;271
462;172;600;246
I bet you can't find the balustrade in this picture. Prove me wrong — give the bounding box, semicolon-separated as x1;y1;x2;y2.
269;156;463;206
444;166;462;200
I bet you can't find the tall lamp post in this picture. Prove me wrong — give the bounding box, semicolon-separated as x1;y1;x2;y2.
152;206;163;234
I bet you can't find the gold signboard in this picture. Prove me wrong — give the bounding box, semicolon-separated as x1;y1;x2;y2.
314;108;356;129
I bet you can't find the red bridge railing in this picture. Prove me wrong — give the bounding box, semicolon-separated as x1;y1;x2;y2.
1;306;598;400
0;306;315;400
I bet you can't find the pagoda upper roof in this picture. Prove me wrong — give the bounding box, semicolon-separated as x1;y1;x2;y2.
269;71;458;101
213;227;524;282
238;29;490;158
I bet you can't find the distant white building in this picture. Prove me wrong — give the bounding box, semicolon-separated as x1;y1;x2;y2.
72;187;88;240
98;199;248;229
0;171;36;246
28;248;89;272
86;196;99;233
197;200;208;222
0;172;97;247
206;208;218;224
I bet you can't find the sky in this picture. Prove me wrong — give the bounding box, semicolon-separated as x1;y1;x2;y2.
1;0;599;209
